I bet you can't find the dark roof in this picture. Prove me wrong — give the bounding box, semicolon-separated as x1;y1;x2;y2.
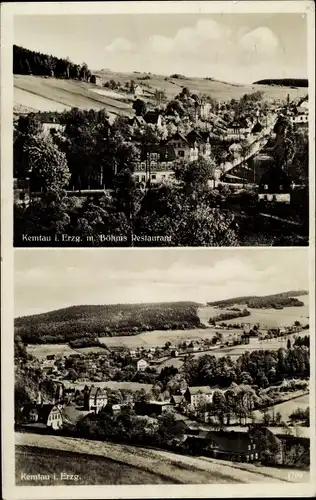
228;117;251;129
37;404;59;422
167;133;189;145
259;166;292;190
252;121;263;134
171;395;184;404
144;111;161;124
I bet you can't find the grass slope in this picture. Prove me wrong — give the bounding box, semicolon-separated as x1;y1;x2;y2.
14;75;134;116
15;302;203;344
16;433;290;484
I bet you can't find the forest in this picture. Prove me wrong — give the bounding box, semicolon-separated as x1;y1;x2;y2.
253;78;308;87
13;45;92;81
208;291;307;309
14;302;203;344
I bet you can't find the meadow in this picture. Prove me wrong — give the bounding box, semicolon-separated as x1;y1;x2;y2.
16;432;294;484
16;445;170;485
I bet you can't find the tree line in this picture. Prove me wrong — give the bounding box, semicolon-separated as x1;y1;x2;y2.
13;45;92;81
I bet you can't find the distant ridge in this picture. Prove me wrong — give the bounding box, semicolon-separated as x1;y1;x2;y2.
14;302;204;344
208;290;308;309
253;78;308;88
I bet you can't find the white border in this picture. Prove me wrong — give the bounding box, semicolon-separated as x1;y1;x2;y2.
1;1;315;499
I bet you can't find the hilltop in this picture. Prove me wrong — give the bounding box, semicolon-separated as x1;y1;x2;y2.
253;78;308;88
14;302;203;344
208;290;308;309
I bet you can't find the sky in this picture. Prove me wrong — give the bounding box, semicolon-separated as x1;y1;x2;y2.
14;249;309;318
14;13;307;84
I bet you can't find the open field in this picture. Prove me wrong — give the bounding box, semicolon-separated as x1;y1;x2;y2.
16;432;299;484
252;393;310;423
14;75;134;116
203;296;309;328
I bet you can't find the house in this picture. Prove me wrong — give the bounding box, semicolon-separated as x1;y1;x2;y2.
135;400;174;416
225;117;252;140
186;130;212;159
166;133;193;162
133;144;176;185
84;386;108;413
90;74;103;86
184;428;263;463
129;349;137;358
134;84;144;97
171;349;179;357
135;358;148;372
290;105;308;126
22;403;63;430
258;166;292;203
184;386;214;409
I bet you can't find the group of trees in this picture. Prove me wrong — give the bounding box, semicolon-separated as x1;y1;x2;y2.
76;407;184;449
183;346;310;390
209;308;250;324
13;45;92;81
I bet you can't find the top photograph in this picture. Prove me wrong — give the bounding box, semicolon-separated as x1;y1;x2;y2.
12;10;310;247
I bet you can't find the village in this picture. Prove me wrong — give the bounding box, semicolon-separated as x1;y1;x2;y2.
16;311;310;469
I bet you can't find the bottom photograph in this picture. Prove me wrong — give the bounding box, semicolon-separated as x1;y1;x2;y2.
14;248;311;486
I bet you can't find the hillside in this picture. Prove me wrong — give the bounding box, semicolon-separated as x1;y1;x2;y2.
14;75;134;117
14;302;203;344
14;73;308;116
208;291;308;309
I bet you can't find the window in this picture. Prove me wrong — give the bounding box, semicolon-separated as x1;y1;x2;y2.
19;192;26;201
253;443;256;450
248;445;251;450
151;174;156;180
255;453;259;459
178;150;185;157
250;454;254;461
264;184;268;190
141;162;146;170
151;161;157;168
141;176;146;182
280;185;283;191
